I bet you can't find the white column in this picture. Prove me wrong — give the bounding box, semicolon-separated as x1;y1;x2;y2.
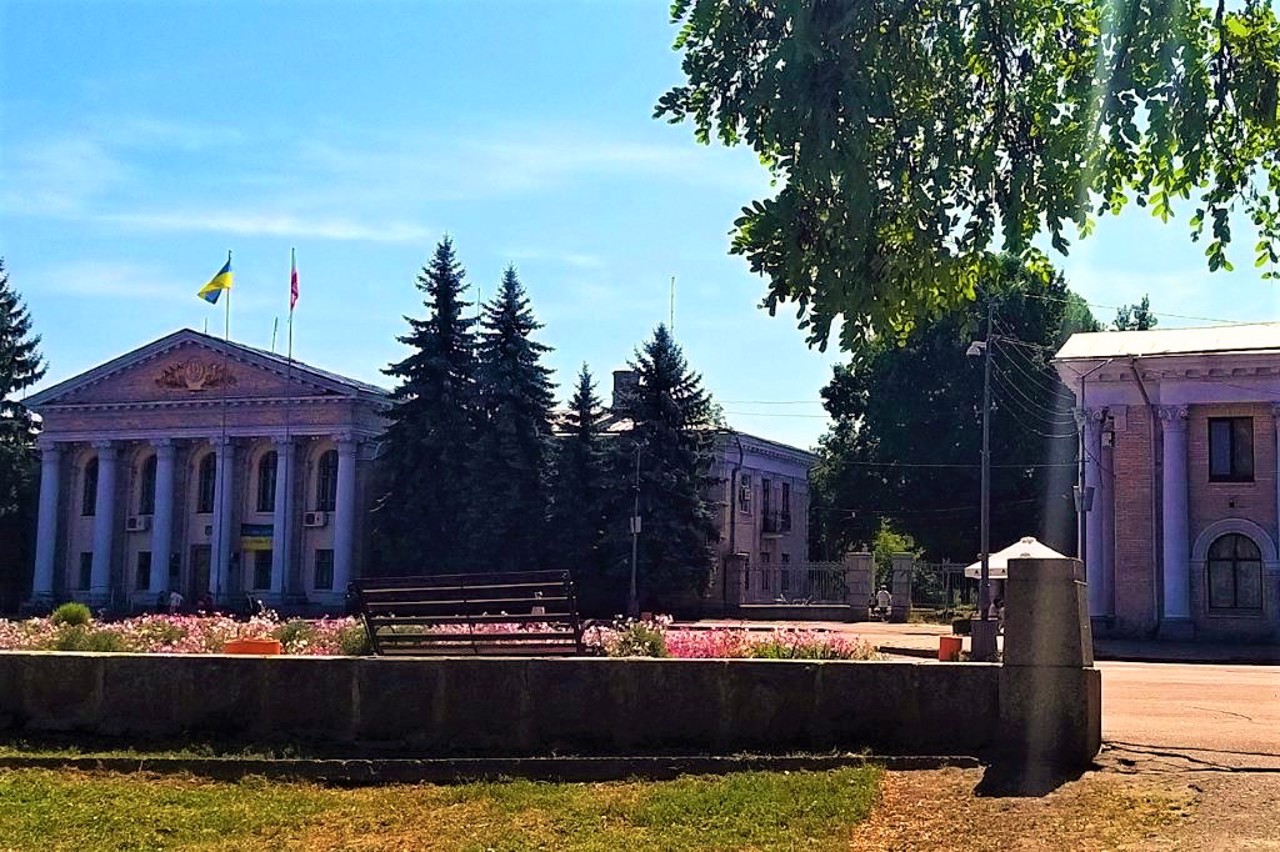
1100;439;1115;617
30;439;61;601
89;441;118;604
270;437;294;597
1159;405;1191;623
1077;407;1105;617
148;439;176;594
332;434;358;596
210;437;236;603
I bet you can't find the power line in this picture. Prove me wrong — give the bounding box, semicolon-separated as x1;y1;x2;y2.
821;458;1075;469
991;364;1078;426
1020;292;1270;327
724;410;830;419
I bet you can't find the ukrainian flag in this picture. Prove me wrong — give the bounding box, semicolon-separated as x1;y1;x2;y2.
197;256;233;304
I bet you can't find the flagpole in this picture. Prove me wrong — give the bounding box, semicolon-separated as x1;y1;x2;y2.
283;248;296;602
216;249;232;605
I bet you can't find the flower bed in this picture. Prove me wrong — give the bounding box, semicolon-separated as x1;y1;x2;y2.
0;612;877;660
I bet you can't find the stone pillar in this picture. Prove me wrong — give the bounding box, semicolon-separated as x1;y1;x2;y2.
1099;436;1115;618
843;551;873;621
148;439;176;595
30;439;61;603
999;557;1101;772
271;437;294;598
332;435;358;596
1158;405;1192;636
209;437;237;603
889;552;913;622
1076;407;1105;617
89;441;118;605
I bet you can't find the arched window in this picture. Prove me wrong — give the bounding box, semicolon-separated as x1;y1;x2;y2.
315;449;338;512
257;451;278;513
81;457;99;516
196;453;217;514
139;455;157;515
1207;534;1263;611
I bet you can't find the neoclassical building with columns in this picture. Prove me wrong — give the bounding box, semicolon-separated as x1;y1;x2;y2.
26;329;389;613
1056;324;1280;643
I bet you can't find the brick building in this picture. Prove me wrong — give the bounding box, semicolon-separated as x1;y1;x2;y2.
1055;325;1280;642
26;329;390;614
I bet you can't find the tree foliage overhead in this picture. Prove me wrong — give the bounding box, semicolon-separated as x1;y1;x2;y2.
658;0;1280;351
378;237;479;572
811;256;1082;562
0;258;45;518
471;265;556;572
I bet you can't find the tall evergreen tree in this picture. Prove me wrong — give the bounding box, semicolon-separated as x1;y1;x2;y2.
548;365;610;588
377;237;478;573
470;266;555;571
619;325;718;604
0;259;45;609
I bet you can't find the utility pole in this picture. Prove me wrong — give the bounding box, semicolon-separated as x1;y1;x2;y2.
627;442;642;619
971;303;999;662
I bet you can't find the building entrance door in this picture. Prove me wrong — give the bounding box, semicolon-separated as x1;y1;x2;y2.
191;545;211;597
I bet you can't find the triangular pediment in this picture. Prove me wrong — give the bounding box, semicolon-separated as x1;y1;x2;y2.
29;329;388;409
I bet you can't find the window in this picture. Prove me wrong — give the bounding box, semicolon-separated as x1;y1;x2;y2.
738;474;752;513
1209;417;1254;482
135;551;152;591
1207;534;1263;611
78;552;92;590
761;478;772;517
780;552;791;592
760;551;770;591
257;451;278;513
139;455;157;515
196;453;217;514
314;549;334;590
252;550;273;590
316;449;338;512
781;482;792;531
81;457;98;516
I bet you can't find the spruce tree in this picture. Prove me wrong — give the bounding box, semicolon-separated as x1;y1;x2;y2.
470;266;555;571
548;365;610;589
0;259;45;610
378;237;478;573
620;324;717;604
0;258;45;518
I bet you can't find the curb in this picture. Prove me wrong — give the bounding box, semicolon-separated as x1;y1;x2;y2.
0;753;984;784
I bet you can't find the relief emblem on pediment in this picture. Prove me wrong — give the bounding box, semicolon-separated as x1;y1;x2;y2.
155;359;238;392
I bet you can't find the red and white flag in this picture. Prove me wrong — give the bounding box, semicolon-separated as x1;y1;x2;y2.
290;248;299;311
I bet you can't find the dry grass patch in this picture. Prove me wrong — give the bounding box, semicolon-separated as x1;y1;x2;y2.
849;767;1197;851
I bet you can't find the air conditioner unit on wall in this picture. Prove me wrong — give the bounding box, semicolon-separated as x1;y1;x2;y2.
303;511;328;528
203;524;213;539
125;516;151;532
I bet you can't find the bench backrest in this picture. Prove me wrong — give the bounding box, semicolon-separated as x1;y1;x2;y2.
354;570;583;656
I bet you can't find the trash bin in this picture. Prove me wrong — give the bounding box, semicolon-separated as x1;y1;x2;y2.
938;635;963;662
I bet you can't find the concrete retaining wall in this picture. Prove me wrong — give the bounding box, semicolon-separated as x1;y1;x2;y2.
0;654;1001;757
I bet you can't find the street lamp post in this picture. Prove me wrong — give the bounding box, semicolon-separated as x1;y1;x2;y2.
627;442;641;619
968;305;999;662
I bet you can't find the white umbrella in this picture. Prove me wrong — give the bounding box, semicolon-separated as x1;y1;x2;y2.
963;536;1067;580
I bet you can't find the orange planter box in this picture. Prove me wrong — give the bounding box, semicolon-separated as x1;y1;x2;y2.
223;638;282;655
938;635;963;662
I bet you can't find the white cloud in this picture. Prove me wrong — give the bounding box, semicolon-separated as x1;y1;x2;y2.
30;261;195;304
0;137;131;216
104;210;432;243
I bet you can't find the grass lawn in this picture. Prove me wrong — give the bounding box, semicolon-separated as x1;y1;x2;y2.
0;766;881;851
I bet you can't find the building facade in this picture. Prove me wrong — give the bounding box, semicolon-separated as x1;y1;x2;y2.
26;329;389;613
1055;324;1280;642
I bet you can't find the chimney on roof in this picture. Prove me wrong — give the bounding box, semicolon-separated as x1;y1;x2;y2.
612;369;638;413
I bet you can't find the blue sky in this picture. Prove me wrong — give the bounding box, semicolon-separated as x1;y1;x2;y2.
2;0;1276;450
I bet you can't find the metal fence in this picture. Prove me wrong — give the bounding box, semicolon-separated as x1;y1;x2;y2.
741;561;850;605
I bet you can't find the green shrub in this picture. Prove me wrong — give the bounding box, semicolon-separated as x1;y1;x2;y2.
50;602;92;627
338;623;372;656
276;619;318;653
608;620;668;658
51;625;124;653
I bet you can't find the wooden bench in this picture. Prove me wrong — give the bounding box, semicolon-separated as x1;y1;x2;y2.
354;570;585;656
